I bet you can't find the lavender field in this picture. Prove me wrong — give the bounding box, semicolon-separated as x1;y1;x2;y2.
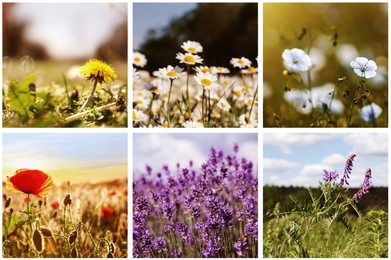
133;144;258;258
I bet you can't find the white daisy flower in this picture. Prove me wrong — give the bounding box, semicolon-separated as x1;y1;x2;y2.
133;52;147;67
194;72;219;90
181;40;203;53
230;57;251;69
176;52;203;65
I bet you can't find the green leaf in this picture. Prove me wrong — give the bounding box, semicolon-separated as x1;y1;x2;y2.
3;215;20;237
8;74;37;118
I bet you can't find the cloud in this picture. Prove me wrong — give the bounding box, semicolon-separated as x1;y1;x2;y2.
264;133;340;154
343;133;388;157
264;158;300;173
321;153;346;165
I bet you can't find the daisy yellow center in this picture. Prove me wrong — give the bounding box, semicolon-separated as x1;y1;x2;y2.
248;67;255;72
136;100;143;105
201;78;212;86
223;81;229;87
132;110;137;120
238;60;245;64
188;47;196;53
212;97;219;102
233;90;242;97
185;55;195;63
167;71;178;77
201;68;210;73
134;57;141;62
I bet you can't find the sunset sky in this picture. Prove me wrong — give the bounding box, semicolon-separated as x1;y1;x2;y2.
3;133;127;185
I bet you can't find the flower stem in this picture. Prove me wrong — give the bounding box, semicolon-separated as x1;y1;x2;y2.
27;194;32;233
80;79;98;112
186;65;191;116
248;79;258;123
201;88;205;126
207;89;211;127
167;79;174;127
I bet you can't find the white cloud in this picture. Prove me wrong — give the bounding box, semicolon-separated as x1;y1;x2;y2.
343;133;388;157
321;153;346;165
264;133;341;154
263;158;300;173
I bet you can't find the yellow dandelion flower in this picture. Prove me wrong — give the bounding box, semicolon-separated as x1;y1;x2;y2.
80;59;117;84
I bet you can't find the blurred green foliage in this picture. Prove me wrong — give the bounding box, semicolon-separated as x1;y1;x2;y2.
138;3;258;72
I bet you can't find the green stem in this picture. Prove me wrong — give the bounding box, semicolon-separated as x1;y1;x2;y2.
80;79;98;111
207;89;211;127
167;79;174;127
186;66;191;116
201;88;205;126
248;79;258;123
27;194;32;233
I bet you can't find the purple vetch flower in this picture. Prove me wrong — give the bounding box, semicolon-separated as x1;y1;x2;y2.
152;236;168;254
340;154;356;186
353;168;372;203
234;239;249;258
323;170;339;182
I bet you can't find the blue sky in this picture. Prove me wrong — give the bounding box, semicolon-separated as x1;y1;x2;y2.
10;3;127;59
133;3;197;50
133;133;257;178
3;133;127;184
264;133;388;187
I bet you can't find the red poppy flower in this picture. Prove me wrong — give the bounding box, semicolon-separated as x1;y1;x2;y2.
101;206;114;219
6;169;53;198
51;200;60;209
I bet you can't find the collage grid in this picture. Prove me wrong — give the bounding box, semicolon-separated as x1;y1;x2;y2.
0;0;389;259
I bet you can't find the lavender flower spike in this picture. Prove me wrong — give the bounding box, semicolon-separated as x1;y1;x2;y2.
353;168;372;203
340;154;356;186
323;170;339;183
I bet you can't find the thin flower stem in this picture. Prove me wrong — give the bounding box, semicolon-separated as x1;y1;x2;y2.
207;89;211;127
65;102;116;123
248;81;258;122
27;194;32;233
186;65;191;116
167;79;174;127
202;88;205;126
348;78;362;126
80;79;98;112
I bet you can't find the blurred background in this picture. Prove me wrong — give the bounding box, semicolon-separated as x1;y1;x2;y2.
3;3;127;61
263;3;388;127
133;3;258;72
3;3;127;85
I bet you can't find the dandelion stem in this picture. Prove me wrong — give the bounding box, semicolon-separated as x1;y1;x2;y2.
167;79;174;127
65;102;116;123
80;79;98;112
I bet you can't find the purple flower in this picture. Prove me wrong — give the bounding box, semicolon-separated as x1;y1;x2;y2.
175;222;188;240
162;202;175;220
220;203;234;227
171;248;181;257
234;239;249;258
152;237;168;254
323;170;339;182
243;195;257;219
244;221;258;239
234;143;239;153
340;154;356;186
202;239;220;258
353;168;372;203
